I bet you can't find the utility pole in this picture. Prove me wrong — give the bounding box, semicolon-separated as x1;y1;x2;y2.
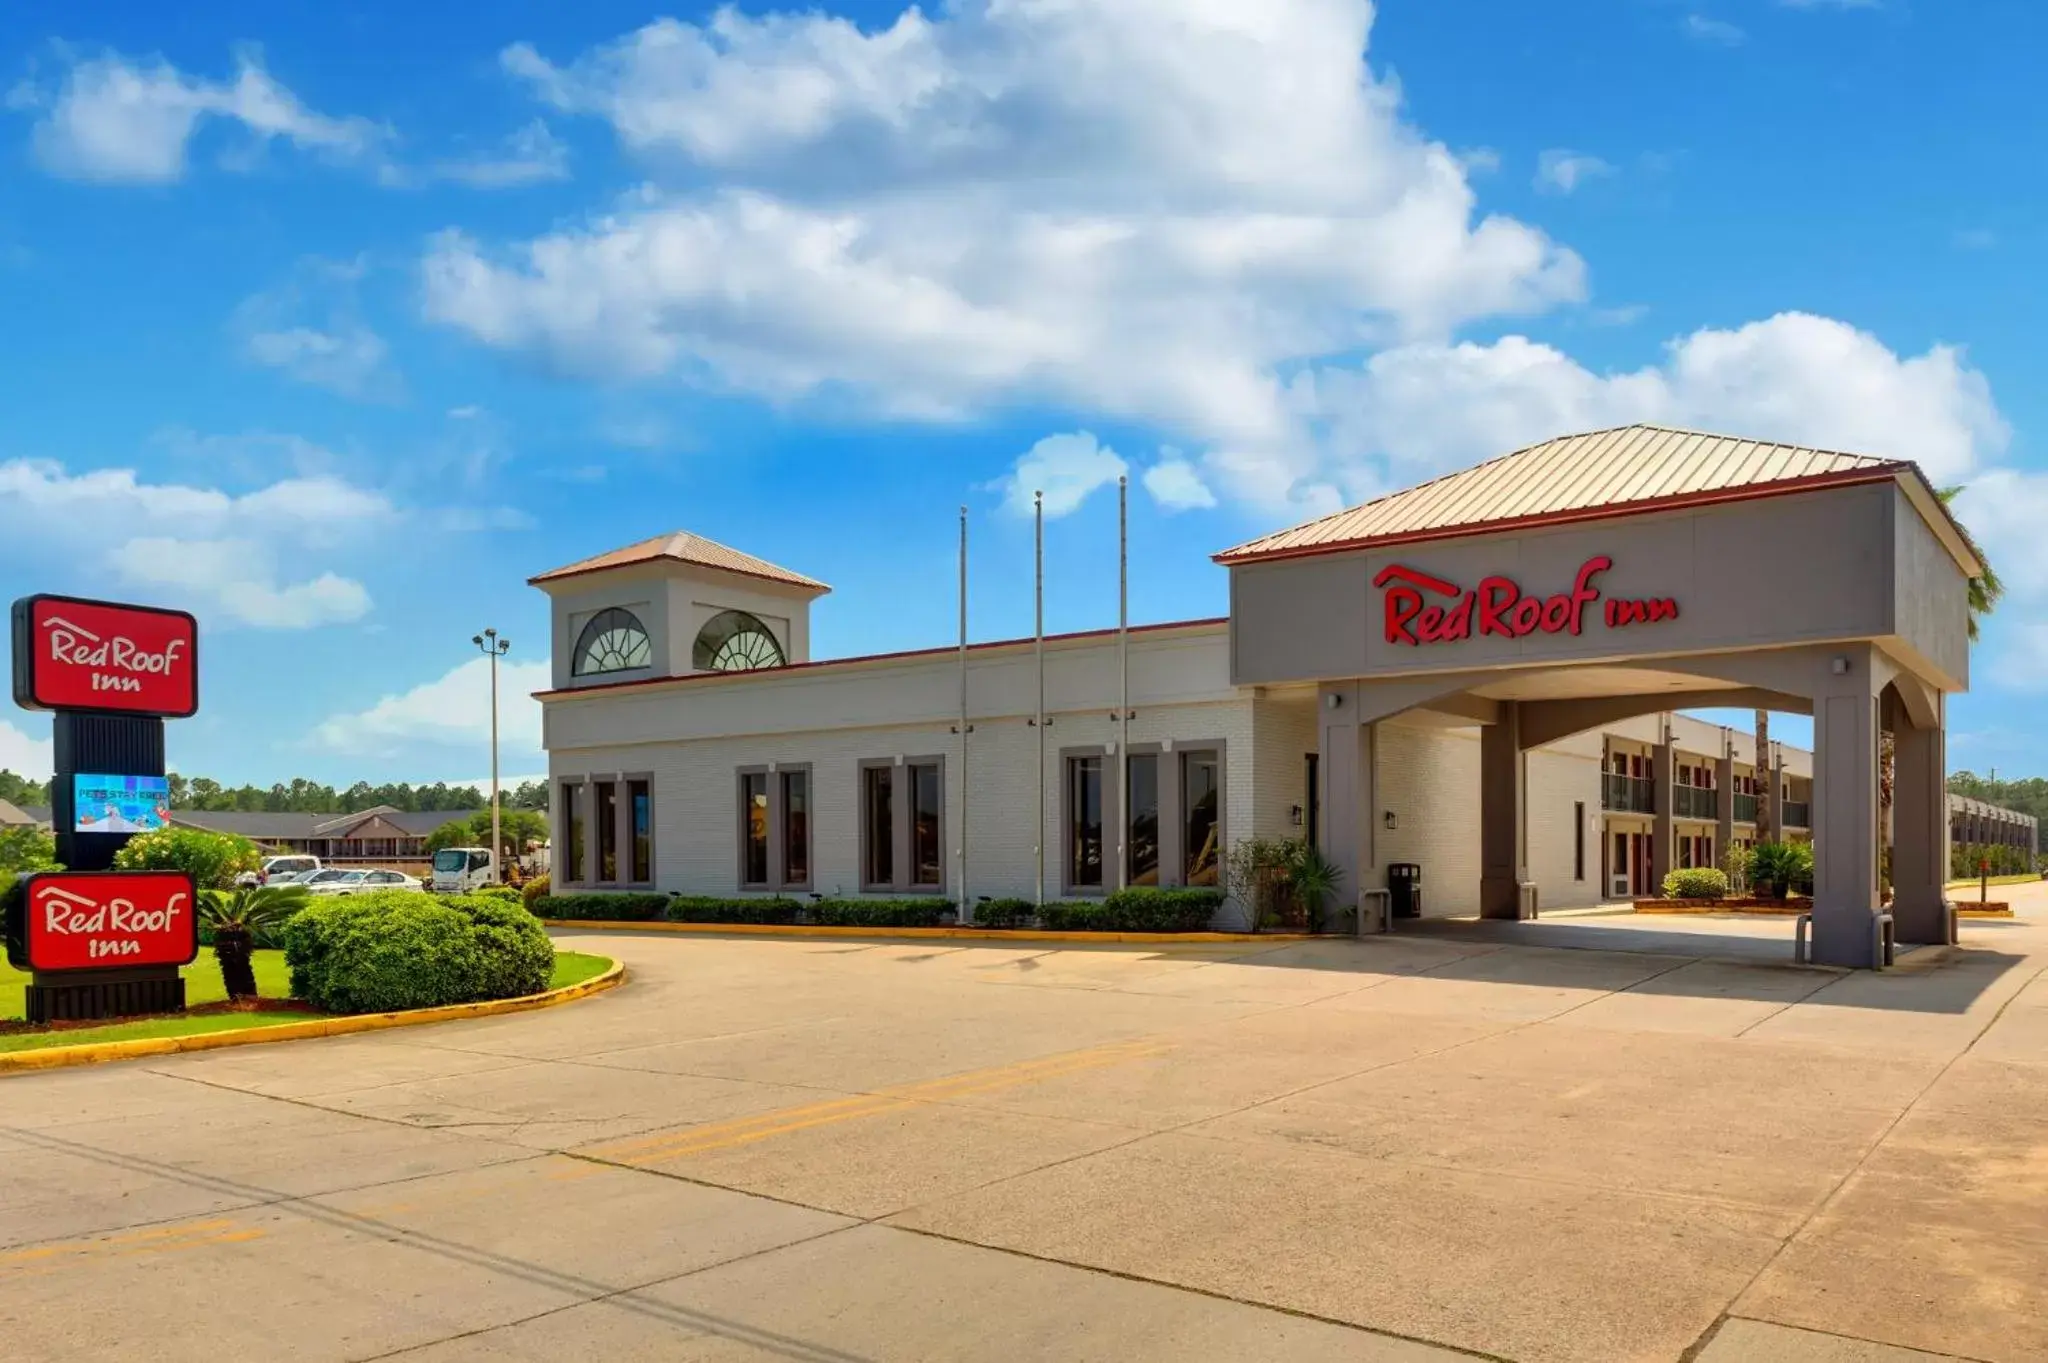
473;628;511;882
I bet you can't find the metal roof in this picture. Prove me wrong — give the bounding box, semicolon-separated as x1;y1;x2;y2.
1216;425;1923;565
530;530;830;592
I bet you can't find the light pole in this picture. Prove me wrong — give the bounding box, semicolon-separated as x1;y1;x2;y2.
473;628;511;883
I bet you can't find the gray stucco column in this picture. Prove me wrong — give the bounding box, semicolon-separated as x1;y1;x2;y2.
1651;722;1675;892
1318;689;1376;925
1810;648;1882;967
1715;739;1735;879
1891;701;1953;944
1480;701;1530;919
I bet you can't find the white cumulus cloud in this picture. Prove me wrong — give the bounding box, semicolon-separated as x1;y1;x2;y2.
431;1;1584;479
313;656;550;759
430;119;571;188
991;431;1128;519
233;256;398;400
21;48;384;184
1142;456;1217;512
1535;149;1614;195
0;458;387;629
0;720;53;781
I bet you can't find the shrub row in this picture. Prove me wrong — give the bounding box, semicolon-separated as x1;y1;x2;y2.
1040;888;1224;933
532;892;671;921
283;890;554;1015
529;885;1226;933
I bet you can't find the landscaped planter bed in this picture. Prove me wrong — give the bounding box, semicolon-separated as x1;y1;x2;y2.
1634;897;1812;915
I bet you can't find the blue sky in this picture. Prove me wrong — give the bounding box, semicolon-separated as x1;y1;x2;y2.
0;0;2040;788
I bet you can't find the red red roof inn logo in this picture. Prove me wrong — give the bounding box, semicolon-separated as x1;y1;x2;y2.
1373;556;1679;647
11;595;198;717
16;871;198;972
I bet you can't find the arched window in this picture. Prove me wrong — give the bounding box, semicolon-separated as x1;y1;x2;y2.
693;610;786;672
571;608;653;676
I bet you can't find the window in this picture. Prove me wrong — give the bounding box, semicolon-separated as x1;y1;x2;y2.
1182;750;1220;886
630;779;652;883
594;781;619;882
694;610;786;673
863;766;895;887
1574;801;1586;881
561;782;584;883
1128;753;1160;886
1068;755;1104;888
740;772;769;886
1304;753;1320;850
911;763;942;886
572;608;653;676
781;770;809;885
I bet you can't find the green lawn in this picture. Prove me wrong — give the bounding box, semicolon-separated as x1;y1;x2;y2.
1;949;614;1054
1944;873;2039;890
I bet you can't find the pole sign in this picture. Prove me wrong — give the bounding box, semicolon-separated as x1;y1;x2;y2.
12;594;199;718
10;871;198;972
1373;556;1680;648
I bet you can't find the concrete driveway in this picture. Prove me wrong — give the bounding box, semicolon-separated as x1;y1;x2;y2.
5;892;2047;1363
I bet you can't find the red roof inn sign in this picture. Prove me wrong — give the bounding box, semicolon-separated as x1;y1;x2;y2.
8;871;199;973
11;594;198;717
1375;556;1678;648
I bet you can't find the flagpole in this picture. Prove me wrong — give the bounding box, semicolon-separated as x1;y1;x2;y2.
1116;475;1129;893
1035;489;1046;908
956;505;971;923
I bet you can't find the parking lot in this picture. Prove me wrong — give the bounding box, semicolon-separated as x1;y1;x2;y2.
5;895;2046;1363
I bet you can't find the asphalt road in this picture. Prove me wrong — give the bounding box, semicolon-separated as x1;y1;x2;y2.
5;896;2046;1362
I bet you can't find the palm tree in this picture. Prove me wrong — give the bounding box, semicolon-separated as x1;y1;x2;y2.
1937;486;2003;641
199;883;310;1000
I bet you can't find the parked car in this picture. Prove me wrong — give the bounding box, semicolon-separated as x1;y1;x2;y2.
429;847;496;894
237;854;322;888
354;869;421;892
304;869;368;895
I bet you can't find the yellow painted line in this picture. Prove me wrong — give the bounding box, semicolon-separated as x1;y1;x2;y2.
1;1218;263;1269
0;960;625;1078
544;919;1308;946
594;1039;1169;1166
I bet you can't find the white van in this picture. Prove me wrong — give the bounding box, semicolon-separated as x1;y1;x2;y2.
239;854;321;887
430;847;496;893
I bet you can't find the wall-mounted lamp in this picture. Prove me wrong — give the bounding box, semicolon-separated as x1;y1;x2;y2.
1383;810;1398;831
1831;655;1850;675
1325;692;1343;710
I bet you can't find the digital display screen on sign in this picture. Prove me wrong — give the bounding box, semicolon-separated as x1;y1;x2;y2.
11;594;199;718
15;871;199;972
73;774;170;835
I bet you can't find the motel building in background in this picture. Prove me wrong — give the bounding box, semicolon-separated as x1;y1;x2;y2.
533;424;1982;968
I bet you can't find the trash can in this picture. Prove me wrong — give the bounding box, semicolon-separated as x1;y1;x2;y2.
1388;862;1422;918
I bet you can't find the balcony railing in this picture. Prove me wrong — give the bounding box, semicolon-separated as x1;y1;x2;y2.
1732;792;1758;823
1673;785;1718;820
1602;773;1656;814
1783;800;1811;829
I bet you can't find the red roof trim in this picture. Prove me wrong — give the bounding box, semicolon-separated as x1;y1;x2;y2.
534;616;1230;701
1212;467;1907;567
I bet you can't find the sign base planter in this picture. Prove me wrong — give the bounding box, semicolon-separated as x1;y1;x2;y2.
25;965;184;1024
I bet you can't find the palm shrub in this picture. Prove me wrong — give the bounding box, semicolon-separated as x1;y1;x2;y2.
200;883;310;999
1747;842;1814;900
1282;842;1344;932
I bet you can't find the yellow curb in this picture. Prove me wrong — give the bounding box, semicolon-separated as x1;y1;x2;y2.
1634;905;1806;917
542;919;1312;946
1958;907;2017;919
0;959;624;1077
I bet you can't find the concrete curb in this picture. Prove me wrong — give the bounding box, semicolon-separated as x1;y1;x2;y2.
543;919;1313;946
0;959;625;1077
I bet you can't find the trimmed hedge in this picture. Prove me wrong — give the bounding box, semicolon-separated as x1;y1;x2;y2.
973;897;1037;929
1041;888;1224;933
667;896;802;925
809;897;952;928
282;890;554;1015
532;892;670;922
1661;867;1731;900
